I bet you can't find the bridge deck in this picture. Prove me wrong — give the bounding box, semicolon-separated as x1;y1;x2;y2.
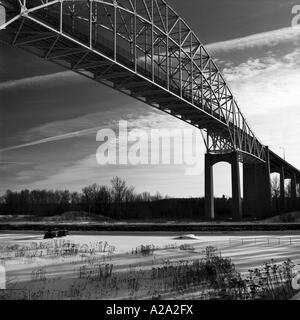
0;0;268;164
0;0;299;174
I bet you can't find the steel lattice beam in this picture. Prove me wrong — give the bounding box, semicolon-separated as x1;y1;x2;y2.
0;0;294;167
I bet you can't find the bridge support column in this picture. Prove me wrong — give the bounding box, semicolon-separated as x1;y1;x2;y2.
204;153;214;220
231;152;242;220
204;152;242;220
280;166;285;212
291;173;297;210
243;148;272;219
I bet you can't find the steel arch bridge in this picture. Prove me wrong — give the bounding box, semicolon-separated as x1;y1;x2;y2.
1;0;300;219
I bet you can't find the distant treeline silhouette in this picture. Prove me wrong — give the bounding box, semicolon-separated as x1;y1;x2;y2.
0;177;232;220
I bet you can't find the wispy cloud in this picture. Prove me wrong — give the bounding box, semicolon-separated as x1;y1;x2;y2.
223;49;300;115
0;70;79;90
0;110;194;152
0;127;101;152
219;45;300;166
206;26;300;53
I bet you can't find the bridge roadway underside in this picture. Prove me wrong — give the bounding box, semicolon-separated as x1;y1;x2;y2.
0;2;265;161
205;149;300;220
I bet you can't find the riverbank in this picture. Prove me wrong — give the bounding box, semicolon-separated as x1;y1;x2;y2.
1;222;300;232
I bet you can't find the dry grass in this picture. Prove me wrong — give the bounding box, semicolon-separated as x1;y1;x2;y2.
0;239;298;300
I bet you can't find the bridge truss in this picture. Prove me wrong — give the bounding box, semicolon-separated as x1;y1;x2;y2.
1;0;267;163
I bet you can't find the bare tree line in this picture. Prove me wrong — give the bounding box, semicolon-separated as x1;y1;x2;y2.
271;175;296;198
0;177;166;218
1;176;295;220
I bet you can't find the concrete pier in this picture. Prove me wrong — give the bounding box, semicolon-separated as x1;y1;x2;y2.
204;152;242;220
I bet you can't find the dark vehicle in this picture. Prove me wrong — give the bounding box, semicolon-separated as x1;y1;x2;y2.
44;228;69;239
57;229;69;237
43;230;57;239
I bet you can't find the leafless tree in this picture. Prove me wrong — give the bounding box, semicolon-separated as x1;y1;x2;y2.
110;177;128;204
271;175;280;198
124;186;136;203
82;183;100;214
285;180;291;198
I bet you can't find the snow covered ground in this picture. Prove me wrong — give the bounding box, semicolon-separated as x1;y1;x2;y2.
1;231;300;299
2;231;300;271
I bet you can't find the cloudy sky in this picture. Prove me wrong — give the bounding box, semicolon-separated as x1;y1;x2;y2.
0;0;300;197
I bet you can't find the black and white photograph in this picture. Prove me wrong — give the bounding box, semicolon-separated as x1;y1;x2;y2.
1;0;300;305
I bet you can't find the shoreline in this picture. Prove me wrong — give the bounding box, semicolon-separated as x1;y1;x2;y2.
1;222;300;232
